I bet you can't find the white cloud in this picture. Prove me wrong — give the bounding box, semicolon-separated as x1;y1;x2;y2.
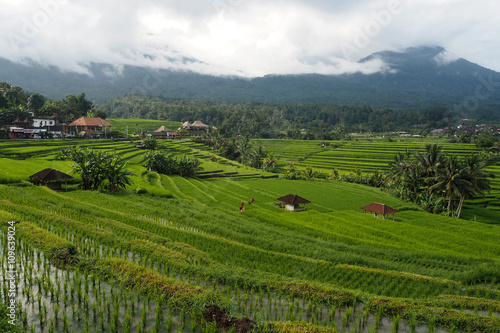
434;50;460;66
0;0;499;77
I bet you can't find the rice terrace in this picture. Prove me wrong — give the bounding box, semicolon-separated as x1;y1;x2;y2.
1;127;500;333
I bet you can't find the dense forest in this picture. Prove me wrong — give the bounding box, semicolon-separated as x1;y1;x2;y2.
99;94;459;139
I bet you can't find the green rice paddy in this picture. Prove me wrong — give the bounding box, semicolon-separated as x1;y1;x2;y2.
0;138;499;333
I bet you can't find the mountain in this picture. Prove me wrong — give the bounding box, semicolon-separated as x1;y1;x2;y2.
1;46;500;114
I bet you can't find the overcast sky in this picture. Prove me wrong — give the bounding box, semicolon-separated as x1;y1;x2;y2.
1;0;499;77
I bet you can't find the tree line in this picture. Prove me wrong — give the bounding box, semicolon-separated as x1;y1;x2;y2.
99;94;460;139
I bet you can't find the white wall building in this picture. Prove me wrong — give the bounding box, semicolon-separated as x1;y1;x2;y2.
32;119;56;127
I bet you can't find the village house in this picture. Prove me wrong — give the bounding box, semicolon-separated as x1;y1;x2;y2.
32;118;56;128
68;117;112;137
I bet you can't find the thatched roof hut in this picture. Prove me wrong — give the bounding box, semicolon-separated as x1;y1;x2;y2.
190;120;209;128
151;126;179;138
361;202;399;220
154;126;173;132
29;168;73;190
277;194;311;211
183;120;210;129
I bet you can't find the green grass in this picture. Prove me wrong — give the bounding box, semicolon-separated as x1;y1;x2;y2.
1;137;499;332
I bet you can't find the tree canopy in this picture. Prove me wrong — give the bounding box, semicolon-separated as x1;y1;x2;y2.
0;82;97;126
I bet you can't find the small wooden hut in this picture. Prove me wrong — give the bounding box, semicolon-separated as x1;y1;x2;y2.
277;194;311;212
29;168;73;190
361;202;399;220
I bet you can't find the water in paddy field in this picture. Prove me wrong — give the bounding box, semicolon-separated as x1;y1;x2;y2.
225;290;451;333
0;233;201;333
1;228;496;332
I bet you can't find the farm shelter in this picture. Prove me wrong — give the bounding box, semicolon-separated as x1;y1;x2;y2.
151;126;180;138
68;117;112;137
361;202;399;220
277;194;311;212
29;168;73;191
182;120;209;130
182;120;214;136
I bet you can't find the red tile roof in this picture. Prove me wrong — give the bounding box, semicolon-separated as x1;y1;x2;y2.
360;202;399;215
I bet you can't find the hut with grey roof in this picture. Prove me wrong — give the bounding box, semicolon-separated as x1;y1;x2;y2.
29;168;73;191
277;194;311;211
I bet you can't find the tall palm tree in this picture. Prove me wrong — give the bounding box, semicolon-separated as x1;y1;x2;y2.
415;144;446;179
457;154;494;217
301;166;319;181
249;146;267;168
428;156;475;217
236;135;252;165
386;152;414;191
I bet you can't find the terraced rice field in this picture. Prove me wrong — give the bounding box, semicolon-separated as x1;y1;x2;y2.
107;119;182;136
251;139;499;223
253;139;482;173
0;138;499;333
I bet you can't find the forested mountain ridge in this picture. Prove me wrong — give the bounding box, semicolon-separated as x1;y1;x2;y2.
1;46;500;117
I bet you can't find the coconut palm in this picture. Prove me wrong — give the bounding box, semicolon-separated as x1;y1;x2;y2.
235;136;252;164
415;144;446;179
385;152;415;189
428;156;474;216
457;154;494;217
249;146;267;168
300;166;319;181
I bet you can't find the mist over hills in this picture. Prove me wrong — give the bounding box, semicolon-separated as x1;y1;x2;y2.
1;46;500;115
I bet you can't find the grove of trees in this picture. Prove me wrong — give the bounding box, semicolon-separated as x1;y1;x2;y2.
0;82;101;129
385;144;494;217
